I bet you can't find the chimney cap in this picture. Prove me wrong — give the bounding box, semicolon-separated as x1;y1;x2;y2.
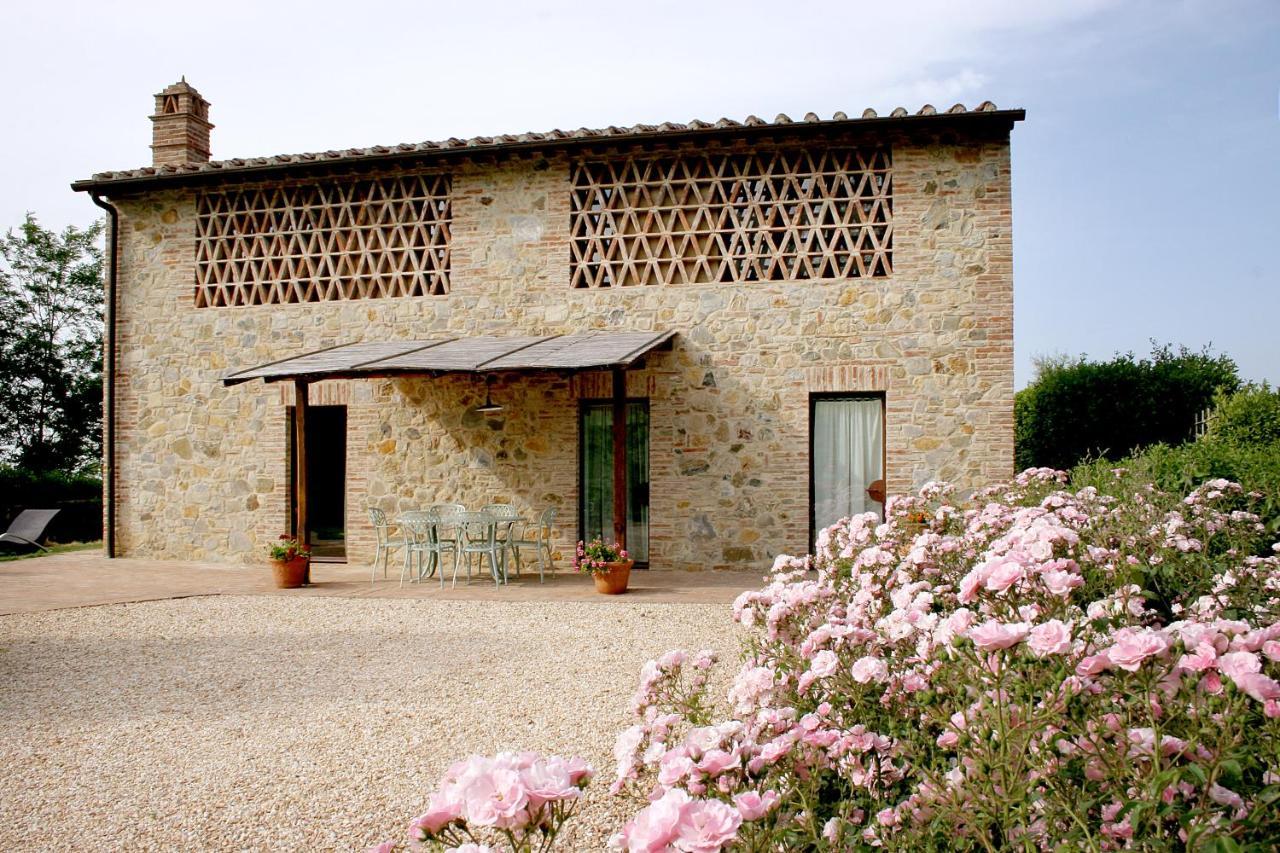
155;77;205;99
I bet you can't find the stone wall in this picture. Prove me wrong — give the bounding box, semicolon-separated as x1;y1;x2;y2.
109;128;1013;570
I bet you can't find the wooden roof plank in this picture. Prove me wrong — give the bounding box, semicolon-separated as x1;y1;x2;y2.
221;331;677;386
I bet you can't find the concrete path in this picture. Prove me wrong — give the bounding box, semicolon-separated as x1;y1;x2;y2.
0;550;761;615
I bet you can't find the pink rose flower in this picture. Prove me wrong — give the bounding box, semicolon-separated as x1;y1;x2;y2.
1177;640;1218;672
521;757;581;808
410;790;464;839
850;656;888;684
947;608;975;635
657;751;695;787
565;756;595;785
610;788;690;853
460;767;529;828
758;733;795;764
1262;640;1280;663
733;790;780;821
900;672;928;692
936;730;959;748
957;568;986;603
1027;619;1072;657
967;620;1030;652
614;725;644;780
809;649;838;678
984;557;1026;593
659;650;689;669
1041;569;1083;597
675;798;742;853
1217;651;1261;681
1233;672;1280;703
696;749;738;777
1106;628;1169;671
1199;670;1224;694
365;842;395;853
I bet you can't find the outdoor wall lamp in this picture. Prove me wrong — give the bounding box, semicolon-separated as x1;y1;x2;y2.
474;374;504;414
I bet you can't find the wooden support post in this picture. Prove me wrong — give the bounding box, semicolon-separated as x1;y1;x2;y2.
611;367;627;551
294;379;311;584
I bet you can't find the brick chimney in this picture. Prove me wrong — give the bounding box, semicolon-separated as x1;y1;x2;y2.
150;78;213;166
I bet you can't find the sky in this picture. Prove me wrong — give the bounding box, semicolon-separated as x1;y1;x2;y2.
2;0;1277;388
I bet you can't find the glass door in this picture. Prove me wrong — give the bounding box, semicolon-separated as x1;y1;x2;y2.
580;401;649;564
810;395;885;545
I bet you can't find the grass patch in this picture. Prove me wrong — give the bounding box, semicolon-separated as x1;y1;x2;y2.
0;541;101;562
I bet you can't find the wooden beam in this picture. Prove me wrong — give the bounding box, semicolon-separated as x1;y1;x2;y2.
611;367;627;551
294;378;311;584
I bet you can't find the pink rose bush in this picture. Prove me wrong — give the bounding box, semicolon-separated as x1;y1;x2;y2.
372;472;1279;850
610;471;1280;849
373;752;593;852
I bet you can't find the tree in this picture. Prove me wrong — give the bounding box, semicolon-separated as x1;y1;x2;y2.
0;214;104;474
1015;343;1239;470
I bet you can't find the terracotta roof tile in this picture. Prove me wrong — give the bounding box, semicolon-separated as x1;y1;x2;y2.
75;103;1022;189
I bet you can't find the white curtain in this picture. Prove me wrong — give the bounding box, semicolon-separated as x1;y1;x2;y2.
813;398;884;531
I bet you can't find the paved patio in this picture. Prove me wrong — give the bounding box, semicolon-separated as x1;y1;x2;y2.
0;550;762;615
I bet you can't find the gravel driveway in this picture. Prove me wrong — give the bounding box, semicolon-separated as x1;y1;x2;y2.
0;596;742;851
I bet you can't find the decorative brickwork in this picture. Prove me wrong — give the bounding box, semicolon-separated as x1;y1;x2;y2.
194;173;451;307
569;148;890;288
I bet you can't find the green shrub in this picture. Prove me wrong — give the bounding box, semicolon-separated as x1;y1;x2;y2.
1016;344;1238;470
1072;438;1280;534
1207;383;1280;446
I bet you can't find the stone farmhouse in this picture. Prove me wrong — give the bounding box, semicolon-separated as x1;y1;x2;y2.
73;80;1020;571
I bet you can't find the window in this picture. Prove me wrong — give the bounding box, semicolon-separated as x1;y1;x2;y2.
580;400;650;564
570;147;891;288
810;394;885;544
194;173;451;307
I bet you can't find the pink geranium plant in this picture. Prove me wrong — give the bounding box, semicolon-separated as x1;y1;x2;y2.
266;534;310;561
574;539;630;575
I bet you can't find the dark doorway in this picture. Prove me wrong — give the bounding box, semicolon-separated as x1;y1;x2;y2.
579;399;649;566
288;405;347;561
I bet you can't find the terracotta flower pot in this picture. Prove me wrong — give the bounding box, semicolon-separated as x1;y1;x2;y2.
592;560;633;595
270;555;310;589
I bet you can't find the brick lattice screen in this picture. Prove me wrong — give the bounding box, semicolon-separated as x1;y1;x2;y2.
569;147;891;288
194;173;451;307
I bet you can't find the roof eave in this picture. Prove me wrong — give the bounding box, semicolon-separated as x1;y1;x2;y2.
71;109;1025;195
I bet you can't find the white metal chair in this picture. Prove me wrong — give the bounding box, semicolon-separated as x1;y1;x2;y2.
508;506;557;583
453;511;504;587
397;511;437;587
428;504;464;560
367;506;406;583
425;511;461;588
482;503;521;577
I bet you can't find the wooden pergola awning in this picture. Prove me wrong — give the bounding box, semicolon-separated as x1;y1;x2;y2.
227;331;676;561
222;330;676;386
